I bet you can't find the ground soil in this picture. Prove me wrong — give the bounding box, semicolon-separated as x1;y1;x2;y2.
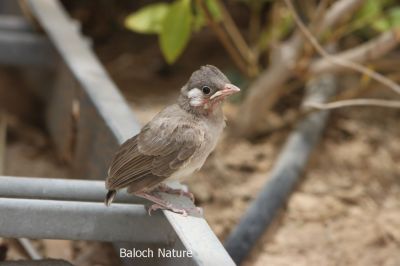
3;92;400;266
1;2;400;265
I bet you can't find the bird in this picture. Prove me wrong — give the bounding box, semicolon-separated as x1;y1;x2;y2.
104;65;240;215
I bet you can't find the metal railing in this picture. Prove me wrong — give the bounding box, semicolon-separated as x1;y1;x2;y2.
0;0;235;265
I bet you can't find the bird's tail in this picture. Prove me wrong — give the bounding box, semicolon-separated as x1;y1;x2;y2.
105;189;117;207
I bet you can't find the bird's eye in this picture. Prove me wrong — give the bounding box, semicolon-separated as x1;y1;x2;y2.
202;86;211;94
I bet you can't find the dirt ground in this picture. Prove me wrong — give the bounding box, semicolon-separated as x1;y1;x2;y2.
106;93;400;266
1;2;400;265
3;89;400;266
91;17;400;265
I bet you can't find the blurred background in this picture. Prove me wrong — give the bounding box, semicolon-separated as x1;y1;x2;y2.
1;0;400;265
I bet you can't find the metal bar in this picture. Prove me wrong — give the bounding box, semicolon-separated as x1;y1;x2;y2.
0;176;230;265
0;0;21;15
0;197;175;244
26;1;235;265
0;15;33;32
27;0;140;179
18;238;43;260
0;175;145;204
225;73;338;264
0;30;55;67
0;113;6;174
0;118;43;261
0;260;75;266
26;0;140;145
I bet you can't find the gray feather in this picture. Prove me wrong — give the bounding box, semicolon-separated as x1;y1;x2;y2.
106;105;204;193
105;65;231;196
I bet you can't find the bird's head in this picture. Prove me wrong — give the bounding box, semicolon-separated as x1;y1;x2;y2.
179;65;240;115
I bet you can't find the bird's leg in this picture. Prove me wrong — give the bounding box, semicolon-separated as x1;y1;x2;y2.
135;191;188;216
155;183;195;202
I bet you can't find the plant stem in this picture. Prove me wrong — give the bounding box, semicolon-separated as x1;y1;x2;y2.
284;0;400;96
249;2;261;49
197;0;250;76
305;99;400;109
215;0;259;76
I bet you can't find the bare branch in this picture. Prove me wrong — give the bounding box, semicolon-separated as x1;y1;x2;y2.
316;0;363;35
196;0;249;76
215;0;257;71
236;33;304;136
284;0;400;96
311;29;400;74
309;0;330;31
305;99;400;110
237;0;365;137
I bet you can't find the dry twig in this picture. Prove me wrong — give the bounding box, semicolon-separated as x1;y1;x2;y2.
196;0;249;76
315;0;363;35
284;0;400;96
311;29;400;74
215;0;256;67
198;0;259;77
238;0;363;137
305;99;400;110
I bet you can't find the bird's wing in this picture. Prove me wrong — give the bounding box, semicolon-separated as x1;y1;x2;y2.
106;115;204;192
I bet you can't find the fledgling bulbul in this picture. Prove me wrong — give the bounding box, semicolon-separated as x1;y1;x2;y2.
105;65;240;215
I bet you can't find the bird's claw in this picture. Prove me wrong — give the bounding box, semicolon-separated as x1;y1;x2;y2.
156;184;195;203
179;190;195;203
196;206;203;215
147;203;188;216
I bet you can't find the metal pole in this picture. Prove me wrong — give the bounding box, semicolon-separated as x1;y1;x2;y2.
24;1;236;265
18;238;42;260
225;74;337;263
0;30;55;67
0;113;6;174
0;15;33;32
0;116;43;260
0;197;174;244
0;175;146;204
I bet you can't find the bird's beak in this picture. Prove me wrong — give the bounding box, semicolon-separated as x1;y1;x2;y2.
210;84;241;100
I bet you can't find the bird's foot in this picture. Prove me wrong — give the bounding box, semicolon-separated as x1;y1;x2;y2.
135;191;190;216
156;183;195;202
196;207;204;215
148;203;188;216
148;204;202;216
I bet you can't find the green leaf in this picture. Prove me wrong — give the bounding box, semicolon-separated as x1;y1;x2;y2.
372;18;391;32
193;10;206;32
125;3;169;34
353;0;382;28
389;7;400;27
205;0;222;21
192;0;222;32
346;0;384;34
358;0;382;21
160;0;193;64
371;7;400;31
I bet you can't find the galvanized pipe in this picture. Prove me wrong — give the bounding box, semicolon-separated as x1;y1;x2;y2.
18;0;236;264
17;238;43;260
225;73;338;264
0;175;146;204
0;30;55;67
0;197;174;244
0;15;33;32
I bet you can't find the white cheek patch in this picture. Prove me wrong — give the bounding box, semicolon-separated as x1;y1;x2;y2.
188;88;204;107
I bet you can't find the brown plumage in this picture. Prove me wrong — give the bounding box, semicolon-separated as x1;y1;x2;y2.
105;65;240;214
